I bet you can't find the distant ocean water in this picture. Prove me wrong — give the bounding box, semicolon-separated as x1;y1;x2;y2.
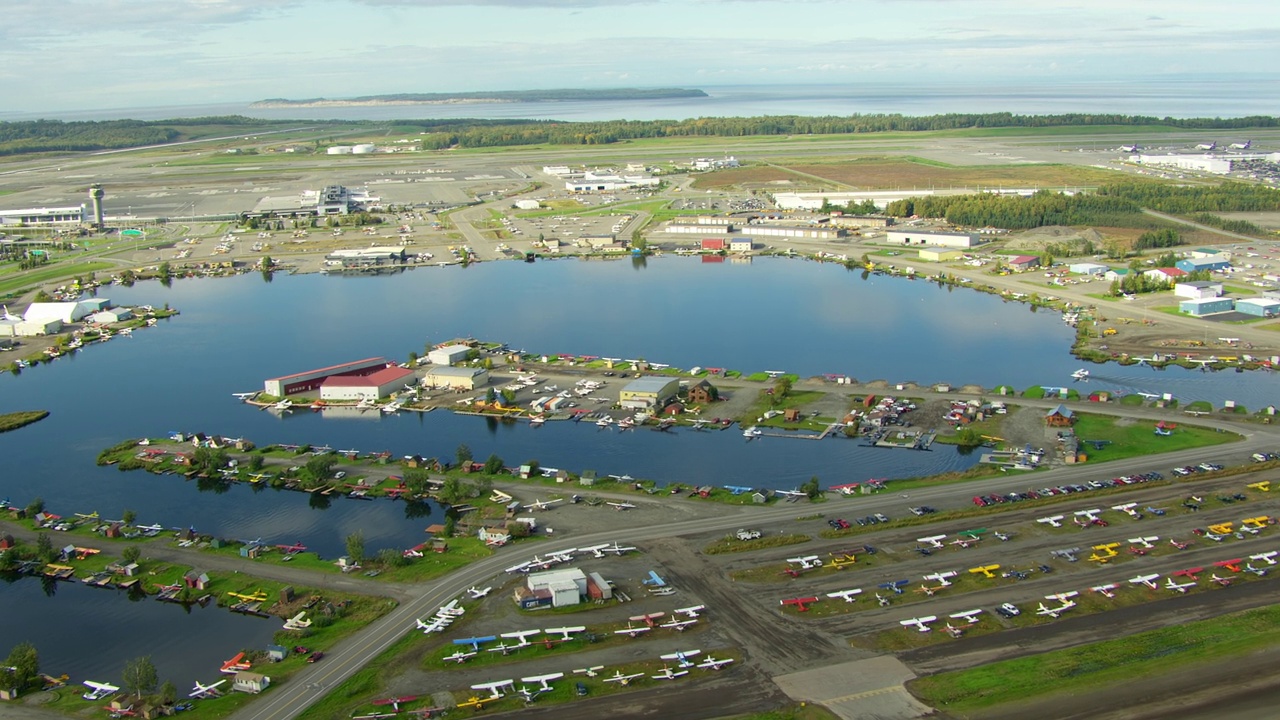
5;79;1278;123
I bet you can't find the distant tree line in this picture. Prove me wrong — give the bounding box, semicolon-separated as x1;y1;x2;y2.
885;183;1280;231
2;112;1278;155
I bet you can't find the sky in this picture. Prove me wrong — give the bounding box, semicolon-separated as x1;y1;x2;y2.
4;0;1279;113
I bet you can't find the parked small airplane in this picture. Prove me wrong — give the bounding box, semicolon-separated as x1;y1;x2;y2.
900;616;938;633
826;588;863;603
786;555;823;569
676;605;707;618
1210;573;1234;587
651;666;689;681
1166;578;1196;594
467;586;492;599
780;596;820;612
660;617;697;632
444;650;476;664
283;611;311;630
453;635;497;651
661;649;702;668
469;680;514;701
697;656;734;670
950;609;983;625
604;670;644;686
573;666;605;678
923;571;958;587
615;623;651;638
232;392;257;401
1091;583;1119;598
968;564;1000;579
1250;551;1279;566
189;680;225;699
523;498;562;511
917;535;947;550
1038;515;1065;528
82;681;120;701
1130;573;1161;590
544;626;586;641
607;502;637;511
501;630;541;648
520;673;564;693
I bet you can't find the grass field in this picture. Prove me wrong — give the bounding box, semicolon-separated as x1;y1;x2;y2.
0;261;114;296
1069;413;1238;461
691;157;1132;191
908;603;1280;714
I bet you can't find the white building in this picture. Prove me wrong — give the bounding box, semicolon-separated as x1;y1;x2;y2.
23;300;103;324
542;166;573;176
427;344;472;366
886;230;979;249
326;146;353;155
0;206;87;226
514;199;542;210
15;319;62;336
1130;154;1232;174
352;143;376;154
691;157;740;170
318;366;416;402
423;366;489;390
565;172;660;193
1174;281;1224;299
89;308;133;324
526;567;588;607
773;191;933;211
1069;262;1109;275
729;238;753;252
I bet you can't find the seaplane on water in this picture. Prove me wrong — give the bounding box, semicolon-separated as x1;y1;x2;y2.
189;680;226;699
1071;369;1090;381
232;392;258;402
266;399;293;413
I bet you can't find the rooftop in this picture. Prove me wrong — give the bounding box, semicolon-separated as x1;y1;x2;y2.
320;366;414;388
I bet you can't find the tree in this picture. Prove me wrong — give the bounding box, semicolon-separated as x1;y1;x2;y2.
345;531;365;564
455;443;473;467
483;453;505;474
158;680;177;706
24;497;44;517
34;532;54;562
246;454;264;472
954;426;985;449
5;642;39;690
122;546;141;565
408;351;418;367
122;656;158;699
800;476;822;499
439;476;464;504
121;508;137;525
304;454;337;482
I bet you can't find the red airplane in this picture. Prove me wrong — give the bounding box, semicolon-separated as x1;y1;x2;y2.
780;597;820;612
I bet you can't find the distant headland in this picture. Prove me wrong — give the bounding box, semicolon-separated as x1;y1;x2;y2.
250;88;709;109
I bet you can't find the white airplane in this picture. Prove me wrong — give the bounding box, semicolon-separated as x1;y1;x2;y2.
501;630;541;648
505;561;533;574
603;670;645;685
615;623;651;638
189;680;225;699
993;530;1012;542
697;656;734;670
676;605;706;618
649;587;676;596
661;649;702;668
268;399;293;412
651;666;689;681
827;588;863;603
1195;141;1217;151
232;392;257;401
573;666;605;677
444;650;476;664
486;641;518;655
764;370;787;378
470;680;514;700
1230;140;1252;150
438;599;464;616
1074;509;1102;522
1166;577;1196;594
467;586;492;599
1113;503;1139;517
923;571;958;587
523;498;563;511
82;681;120;701
1130;573;1161;590
1128;536;1159;549
950;609;983;625
544;626;586;641
777;489;808;499
1037;602;1069;618
136;523;164;533
918;535;947;550
601;541;637;555
1119;144;1140;153
786;555;823;569
660;617;697;632
607;502;636;511
283;611;311;630
1250;551;1279;566
416;617;451;633
1245;563;1268;577
1091;583;1119;598
900;616;938;633
579;543;611;557
876;593;891;607
520;673;564;693
1038;515;1065;528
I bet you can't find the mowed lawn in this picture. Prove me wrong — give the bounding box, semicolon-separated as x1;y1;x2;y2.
692;157;1131;190
0;261;115;296
908;604;1280;714
1069;413;1239;463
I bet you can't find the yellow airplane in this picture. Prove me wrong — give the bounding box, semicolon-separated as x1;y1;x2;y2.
227;590;268;603
1248;481;1271;492
968;564;1000;579
1208;523;1234;535
455;696;495;710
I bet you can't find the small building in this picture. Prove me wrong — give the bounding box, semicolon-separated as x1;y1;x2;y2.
319;365;415;402
15;319;61;336
918;247;963;262
232;672;270;694
885;230;978;248
1007;255;1041;272
1045;404;1075;427
619;376;681;410
514;199;541;210
1176;256;1230;273
700;238;725;252
427;344;472;366
686;380;717;405
1144;267;1187;283
1179;297;1235;316
513;586;553;610
423;366;488;390
183;570;209;590
89;307;133;324
1103;268;1130;282
1174;281;1224;299
729;238;753;253
1190;247;1229;259
265;645;289;662
1235;297;1280;317
1069;262;1109;275
586;571;613;600
526;567;588;607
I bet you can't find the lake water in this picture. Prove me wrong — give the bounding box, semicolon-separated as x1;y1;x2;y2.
1;257;1277;683
6;79;1278;123
0;574;279;692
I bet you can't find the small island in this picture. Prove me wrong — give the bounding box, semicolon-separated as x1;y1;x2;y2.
0;410;49;434
250;87;708;108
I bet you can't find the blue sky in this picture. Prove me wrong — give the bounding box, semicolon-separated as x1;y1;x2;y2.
4;0;1278;112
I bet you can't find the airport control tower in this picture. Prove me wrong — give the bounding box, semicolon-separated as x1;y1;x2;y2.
88;184;105;228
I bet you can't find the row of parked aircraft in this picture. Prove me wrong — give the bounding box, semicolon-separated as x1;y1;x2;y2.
415;599;466;634
460;647;733;707
503;542;638;574
1119;140;1251;152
